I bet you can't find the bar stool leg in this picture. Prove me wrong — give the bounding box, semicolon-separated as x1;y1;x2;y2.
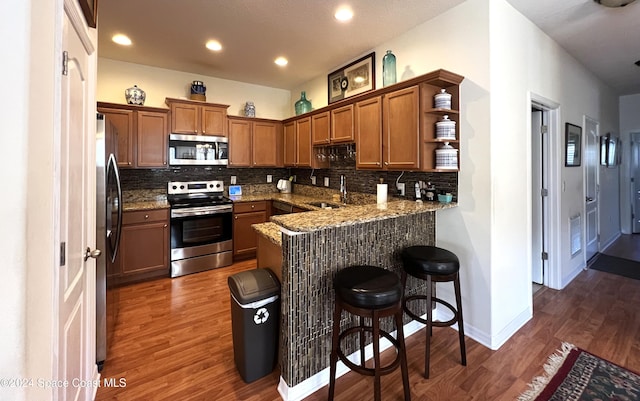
372;309;382;401
395;311;412;401
360;316;366;366
424;274;433;379
328;300;342;401
454;273;467;366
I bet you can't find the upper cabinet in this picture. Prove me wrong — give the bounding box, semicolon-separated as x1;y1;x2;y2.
166;98;229;136
284;118;329;168
286;69;463;171
228;116;283;167
98;102;169;168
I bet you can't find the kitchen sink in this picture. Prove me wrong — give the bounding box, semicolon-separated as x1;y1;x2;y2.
307;201;343;209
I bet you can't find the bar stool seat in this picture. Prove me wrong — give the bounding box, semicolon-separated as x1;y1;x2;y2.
401;245;466;379
328;265;411;401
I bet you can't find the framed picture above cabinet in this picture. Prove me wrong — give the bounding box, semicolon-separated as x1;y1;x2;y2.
328;52;375;104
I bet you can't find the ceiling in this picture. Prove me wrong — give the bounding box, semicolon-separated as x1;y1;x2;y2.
97;0;640;95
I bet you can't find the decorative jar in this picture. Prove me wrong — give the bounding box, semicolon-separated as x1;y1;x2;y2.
382;50;397;87
434;88;452;109
125;85;146;105
435;115;456;140
435;142;458;170
295;91;312;115
244;101;256;117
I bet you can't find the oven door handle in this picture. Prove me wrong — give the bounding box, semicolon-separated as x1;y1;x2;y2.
171;205;233;218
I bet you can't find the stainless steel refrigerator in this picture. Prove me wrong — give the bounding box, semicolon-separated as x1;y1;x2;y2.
96;113;122;371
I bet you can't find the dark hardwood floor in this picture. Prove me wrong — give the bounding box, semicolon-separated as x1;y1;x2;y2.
96;259;640;401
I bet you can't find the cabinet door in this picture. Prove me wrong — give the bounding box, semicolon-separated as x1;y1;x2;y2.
283;121;297;167
383;86;419;170
296;117;312;167
228;119;252;167
202;105;227;136
355;96;383;169
311;112;330;145
98;107;134;168
119;221;169;275
253;121;279;167
171;103;199;134
331;104;354;143
233;211;267;259
137;111;168;167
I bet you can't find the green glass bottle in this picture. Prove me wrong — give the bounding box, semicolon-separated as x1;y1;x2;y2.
382;50;397;87
295;91;312;115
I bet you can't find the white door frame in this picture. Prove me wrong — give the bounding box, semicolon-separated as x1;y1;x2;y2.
531;107;547;284
529;93;562;289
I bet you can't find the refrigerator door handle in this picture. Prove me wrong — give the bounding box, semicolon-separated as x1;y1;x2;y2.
107;153;123;263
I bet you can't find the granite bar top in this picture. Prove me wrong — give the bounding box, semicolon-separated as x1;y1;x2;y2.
252;222;283;246
122;189;169;212
270;200;456;232
229;193;342;211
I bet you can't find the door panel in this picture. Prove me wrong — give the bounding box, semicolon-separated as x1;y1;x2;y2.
632;134;640;233
531;109;544;284
585;117;599;260
59;8;93;401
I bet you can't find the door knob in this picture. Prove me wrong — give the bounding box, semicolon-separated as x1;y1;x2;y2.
84;247;102;262
586;196;594;202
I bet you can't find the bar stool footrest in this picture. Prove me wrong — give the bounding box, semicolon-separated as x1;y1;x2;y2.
336;325;402;376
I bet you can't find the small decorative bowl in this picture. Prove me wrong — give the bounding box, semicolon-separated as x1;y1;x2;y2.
438;194;453;203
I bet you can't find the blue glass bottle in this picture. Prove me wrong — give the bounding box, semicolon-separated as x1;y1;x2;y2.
382;50;397;87
295;91;312;115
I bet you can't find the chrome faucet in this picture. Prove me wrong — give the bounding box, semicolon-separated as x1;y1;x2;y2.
339;175;347;204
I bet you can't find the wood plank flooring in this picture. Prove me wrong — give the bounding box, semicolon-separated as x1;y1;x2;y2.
96;260;640;401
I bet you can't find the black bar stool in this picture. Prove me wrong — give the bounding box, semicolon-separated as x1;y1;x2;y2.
401;246;466;379
328;265;411;401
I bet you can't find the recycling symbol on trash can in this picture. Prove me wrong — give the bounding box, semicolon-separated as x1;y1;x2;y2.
253;307;269;324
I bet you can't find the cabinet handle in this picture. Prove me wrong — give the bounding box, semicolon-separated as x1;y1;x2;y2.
251;205;255;209
163;224;167;228
144;214;149;219
234;216;238;219
128;162;132;166
376;162;381;166
195;130;198;134
202;130;206;134
384;161;388;166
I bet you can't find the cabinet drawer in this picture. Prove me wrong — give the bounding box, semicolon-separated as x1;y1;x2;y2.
122;209;169;225
234;201;267;214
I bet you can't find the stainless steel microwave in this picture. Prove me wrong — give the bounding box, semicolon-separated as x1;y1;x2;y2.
168;134;228;166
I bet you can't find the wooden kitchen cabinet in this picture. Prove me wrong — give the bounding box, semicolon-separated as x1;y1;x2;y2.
228;116;283;167
311;111;330;145
166;98;229;136
284;118;329;168
111;208;169;286
98;102;169;168
355;86;419;170
331;104;354;143
233;201;268;260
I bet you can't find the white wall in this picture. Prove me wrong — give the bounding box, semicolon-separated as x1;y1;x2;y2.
98;58;292;120
0;1;30;399
620;94;640;234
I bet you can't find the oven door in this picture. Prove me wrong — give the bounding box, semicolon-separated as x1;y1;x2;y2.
170;205;233;261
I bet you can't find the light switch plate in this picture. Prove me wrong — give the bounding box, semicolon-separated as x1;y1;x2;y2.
230;176;237;185
311;176;317;185
324;177;330;187
267;175;272;183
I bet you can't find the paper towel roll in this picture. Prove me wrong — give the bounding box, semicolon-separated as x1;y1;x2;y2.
377;184;388;204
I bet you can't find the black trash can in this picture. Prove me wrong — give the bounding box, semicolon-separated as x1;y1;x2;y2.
228;268;280;383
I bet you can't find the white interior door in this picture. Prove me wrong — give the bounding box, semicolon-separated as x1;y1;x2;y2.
584;117;599;261
531;108;546;284
57;8;95;401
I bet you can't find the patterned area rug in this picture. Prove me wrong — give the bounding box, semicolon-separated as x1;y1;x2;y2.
518;343;640;401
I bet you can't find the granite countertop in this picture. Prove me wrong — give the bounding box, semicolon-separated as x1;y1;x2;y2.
252;222;283;246
229;193;345;211
269;200;456;233
122;189;169;211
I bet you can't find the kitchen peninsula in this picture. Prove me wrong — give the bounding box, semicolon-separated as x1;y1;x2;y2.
252;199;456;397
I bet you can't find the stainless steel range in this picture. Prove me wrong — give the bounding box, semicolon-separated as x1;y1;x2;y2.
167;180;233;277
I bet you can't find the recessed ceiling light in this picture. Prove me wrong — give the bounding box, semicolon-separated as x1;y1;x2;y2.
593;0;636;6
206;40;222;51
334;7;353;22
112;34;132;46
275;57;288;66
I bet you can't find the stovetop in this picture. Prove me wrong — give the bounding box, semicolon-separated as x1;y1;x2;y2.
167;180;233;208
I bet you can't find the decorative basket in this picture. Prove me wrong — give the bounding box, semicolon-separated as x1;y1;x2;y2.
190;94;206;101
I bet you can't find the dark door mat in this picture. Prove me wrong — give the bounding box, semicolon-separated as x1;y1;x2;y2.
589;253;640;280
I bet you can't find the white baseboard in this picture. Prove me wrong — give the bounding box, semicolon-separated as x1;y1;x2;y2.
277;312;436;401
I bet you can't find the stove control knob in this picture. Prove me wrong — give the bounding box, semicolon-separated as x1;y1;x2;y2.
216;183;221;188
172;185;178;190
180;185;185;190
209;184;214;188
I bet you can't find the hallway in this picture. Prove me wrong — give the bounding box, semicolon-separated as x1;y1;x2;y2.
602;234;640;262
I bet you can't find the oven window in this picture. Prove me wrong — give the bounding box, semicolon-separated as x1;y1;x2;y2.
171;213;232;249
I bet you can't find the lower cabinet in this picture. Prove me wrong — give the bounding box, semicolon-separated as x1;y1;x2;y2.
233;201;268;260
110;208;169;286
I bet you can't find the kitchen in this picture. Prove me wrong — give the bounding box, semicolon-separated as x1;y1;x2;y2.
5;0;632;400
